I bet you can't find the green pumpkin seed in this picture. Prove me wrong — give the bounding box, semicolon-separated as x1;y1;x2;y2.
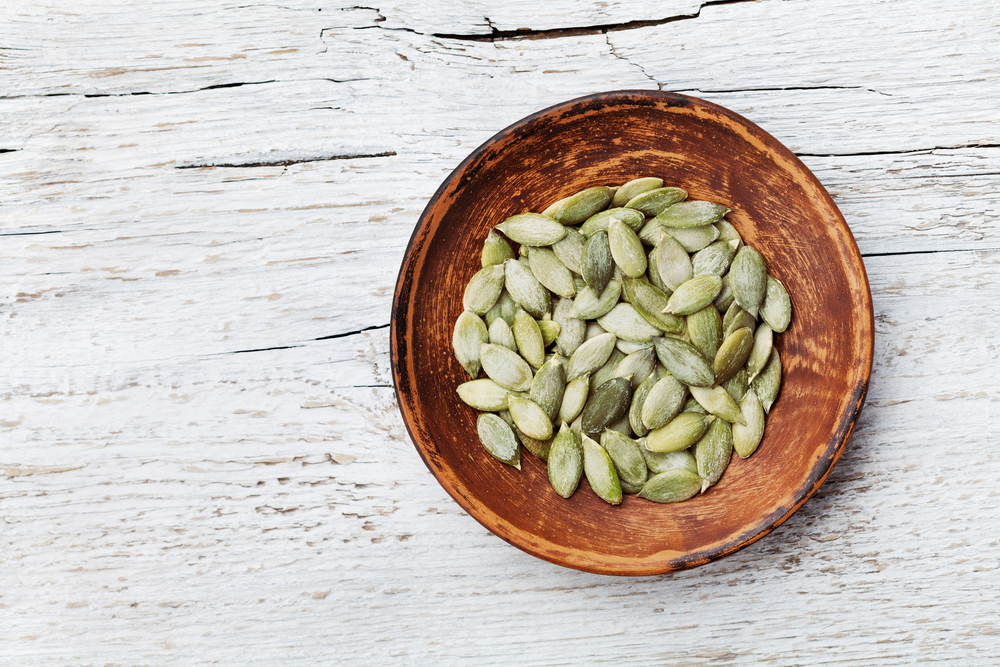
479;342;533;392
581;377;633;437
760;275;792;333
508;395;553;441
629;373;658;437
729;246;767;318
601;429;648;488
588;347;626;395
614;346;657;389
481;229;514;267
663;275;723;316
566;332;617;381
582;231;614;294
651;231;693;291
552;297;585;358
611;177;664;208
692;239;739;277
646;246;671;294
580;207;645;236
521;432;553;461
551;226;585;276
453;310;489;378
608;219;648;278
751;347;782;413
655;200;731;228
732;388;765;458
622;277;685;334
496;212;567;246
545;186;615;225
462;264;505;315
686;305;723;360
504;258;551;319
713;326;754;384
476;413;521;469
695;417;733;491
457;378;510;412
488;316;517;351
681;396;708;414
559;372;591;424
714;219;743;249
714;274;735;312
661;223;719;253
616;338;654;355
513;308;545;369
530;354;566;423
625;186;688;217
638;469;701;503
537;319;560;347
581;435;623;505
641;373;687;431
597;302;662;342
746;323;773;381
645;412;714;453
484;289;518;327
527;247;575;299
723;302;757;340
722;366;749;404
572;279;622;320
688;385;746;425
652;336;715;387
640;446;698;475
548;423;583;498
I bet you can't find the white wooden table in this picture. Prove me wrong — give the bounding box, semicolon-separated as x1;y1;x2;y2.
3;1;999;664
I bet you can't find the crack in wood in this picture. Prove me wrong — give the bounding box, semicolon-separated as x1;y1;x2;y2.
314;323;390;342
797;142;1000;158
177;152;396;169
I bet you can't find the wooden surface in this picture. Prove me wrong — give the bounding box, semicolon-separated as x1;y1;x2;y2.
2;0;999;664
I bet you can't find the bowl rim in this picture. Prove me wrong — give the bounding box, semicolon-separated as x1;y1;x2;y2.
391;89;874;575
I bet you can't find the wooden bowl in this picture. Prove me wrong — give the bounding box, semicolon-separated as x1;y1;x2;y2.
391;91;873;576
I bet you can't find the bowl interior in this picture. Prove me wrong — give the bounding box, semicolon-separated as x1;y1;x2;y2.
392;91;873;575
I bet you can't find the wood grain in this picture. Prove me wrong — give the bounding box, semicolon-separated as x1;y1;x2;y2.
3;0;1000;663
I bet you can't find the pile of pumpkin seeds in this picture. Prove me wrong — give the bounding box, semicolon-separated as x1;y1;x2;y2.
453;178;792;505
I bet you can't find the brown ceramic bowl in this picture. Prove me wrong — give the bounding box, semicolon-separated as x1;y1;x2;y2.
391;90;873;576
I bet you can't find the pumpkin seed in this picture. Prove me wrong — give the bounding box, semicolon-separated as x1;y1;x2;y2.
527;247;575;299
645;412;714;453
723;302;757;340
479;342;533;392
504;258;551;319
513;308;545;369
496;212;567;246
572;279;621;320
692;239;739;277
582;231;614;294
581;377;633;437
722;366;749;404
529;354;566;423
695;417;733;491
477;413;521;469
580;207;645;236
746;323;773;381
686;304;723;360
622;277;684;334
553;297;586;357
625;186;688;217
714;219;743;250
752;347;782;413
566;332;617;381
638;469;701;503
608;218;648;278
597;302;662;342
652;336;715;388
581;434;622;505
629;373;658;437
713;326;754;384
655;200;731;228
488;316;517;351
559;372;591;424
546;186;615;225
457;378;510;412
641;373;687;431
508;395;554;441
640;446;698;475
588;347;626;395
732;388;765;458
601;429;648;488
551;226;585;275
453;310;489;378
661;223;720;253
729;246;767;318
537;319;560;347
760;275;792;333
614;346;657;389
484;289;518;327
481;229;514;267
663;275;724;316
463;264;505;315
611;177;664;208
688;385;746;425
548;423;583;498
